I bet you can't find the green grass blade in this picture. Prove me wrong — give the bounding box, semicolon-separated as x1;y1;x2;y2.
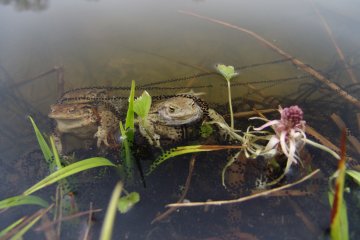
346;170;360;185
28;116;53;163
10;215;42;240
24;158;116;196
50;136;62;169
147;145;242;175
0;217;25;238
0;195;49;209
125;80;135;130
120;122;134;181
100;182;123;240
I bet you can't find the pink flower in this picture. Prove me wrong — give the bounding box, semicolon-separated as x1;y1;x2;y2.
252;105;306;174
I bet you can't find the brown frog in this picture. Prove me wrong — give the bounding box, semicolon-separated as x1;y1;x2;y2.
138;95;208;147
48;102;119;154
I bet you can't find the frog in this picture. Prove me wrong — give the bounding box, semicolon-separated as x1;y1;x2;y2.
48;102;119;154
138;95;208;147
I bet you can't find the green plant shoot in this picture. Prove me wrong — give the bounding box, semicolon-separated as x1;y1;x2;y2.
216;64;238;129
0;195;48;210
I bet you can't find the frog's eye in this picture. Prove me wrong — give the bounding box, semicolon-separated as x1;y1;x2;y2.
168;106;176;113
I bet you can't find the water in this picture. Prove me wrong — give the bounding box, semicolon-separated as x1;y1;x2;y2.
0;0;359;239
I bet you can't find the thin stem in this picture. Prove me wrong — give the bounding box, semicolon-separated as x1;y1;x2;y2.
304;138;340;160
227;80;234;129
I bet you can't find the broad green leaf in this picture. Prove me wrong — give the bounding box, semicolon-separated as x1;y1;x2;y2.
0;195;48;209
346;170;360;186
0;218;25;238
134;91;152;120
24;158;116;196
147;145;242;175
125;80;135;130
118;192;140;214
216;64;238;82
28;116;53;164
100;182;123;240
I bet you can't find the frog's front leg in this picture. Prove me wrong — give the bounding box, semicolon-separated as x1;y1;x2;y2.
52;128;64;154
94;108;118;148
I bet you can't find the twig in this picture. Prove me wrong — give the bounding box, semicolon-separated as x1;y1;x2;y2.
231;109;276;118
35;208;102;232
9;67;58;89
178;10;360;109
151;156;196;224
1;204;54;240
309;0;358;83
288;198;321;236
82;202;94;240
166;169;320;208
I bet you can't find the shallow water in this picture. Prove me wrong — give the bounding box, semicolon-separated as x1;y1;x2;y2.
0;0;359;239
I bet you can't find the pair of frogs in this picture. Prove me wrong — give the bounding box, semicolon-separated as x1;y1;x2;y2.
48;88;220;154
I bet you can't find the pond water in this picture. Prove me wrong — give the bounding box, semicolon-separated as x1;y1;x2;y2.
0;0;359;239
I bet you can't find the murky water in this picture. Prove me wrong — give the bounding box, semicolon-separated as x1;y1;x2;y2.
0;0;359;239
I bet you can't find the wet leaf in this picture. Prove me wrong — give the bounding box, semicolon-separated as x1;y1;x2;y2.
118;192;140;214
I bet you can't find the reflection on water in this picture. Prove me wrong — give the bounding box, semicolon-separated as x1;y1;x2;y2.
0;0;48;11
0;0;359;239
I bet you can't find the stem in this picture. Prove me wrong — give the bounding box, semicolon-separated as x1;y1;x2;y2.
227;80;234;129
304;138;340;159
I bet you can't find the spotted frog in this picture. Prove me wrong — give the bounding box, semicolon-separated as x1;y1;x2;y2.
48;102;119;154
138;95;208;147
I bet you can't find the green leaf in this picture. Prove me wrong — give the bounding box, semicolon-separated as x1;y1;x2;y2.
134;91;152;120
0;218;25;238
118;192;140;214
100;182;123;240
147;145;242;175
216;64;238;82
24;158;116;196
50;136;62;169
11;215;42;240
28;116;53;164
0;195;48;210
346;170;360;186
125;80;135;130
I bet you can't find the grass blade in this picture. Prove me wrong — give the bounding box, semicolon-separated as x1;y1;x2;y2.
0;195;48;209
24;158;116;196
346;170;360;185
125;80;135;131
100;182;123;240
147;145;242;175
28;116;53;164
0;218;25;238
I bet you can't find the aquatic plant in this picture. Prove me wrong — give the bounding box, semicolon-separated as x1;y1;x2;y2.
251;105;307;175
215;64;238;129
250;105;341;180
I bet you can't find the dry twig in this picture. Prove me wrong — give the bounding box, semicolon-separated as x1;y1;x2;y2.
178;10;360;109
166;169;320;208
151;156;196;224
